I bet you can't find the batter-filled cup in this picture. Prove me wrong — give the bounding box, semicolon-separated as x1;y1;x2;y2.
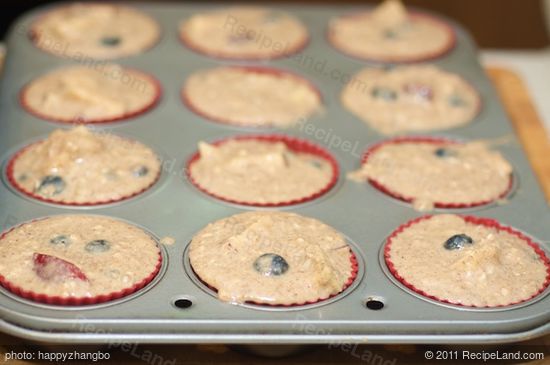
384;214;550;308
186;134;339;207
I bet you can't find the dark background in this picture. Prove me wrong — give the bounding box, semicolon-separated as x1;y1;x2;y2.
0;0;548;48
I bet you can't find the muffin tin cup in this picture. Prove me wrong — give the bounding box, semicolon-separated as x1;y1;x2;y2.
384;215;550;309
5;138;162;207
189;250;359;308
185;134;340;207
28;3;162;61
181;65;323;129
328;10;457;64
360;136;514;210
0;217;163;306
19;68;163;125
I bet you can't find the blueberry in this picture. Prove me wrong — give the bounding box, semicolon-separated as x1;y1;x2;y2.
36;175;65;196
383;29;398;39
133;166;149;177
50;235;71;246
100;36;121;47
371;87;397;101
18;174;28;182
85;239;111;253
253;253;289;276
434;147;456;158
449;94;467;107
309;160;324;169
444;234;474;250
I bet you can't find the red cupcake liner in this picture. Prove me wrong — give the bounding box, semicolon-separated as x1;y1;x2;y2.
179;22;309;61
191;249;359;308
360;136;513;209
328;10;457;63
186;134;340;207
6;138;162;207
20;67;162;125
384;215;550;308
182;65;322;128
28;3;161;61
0;217;163;306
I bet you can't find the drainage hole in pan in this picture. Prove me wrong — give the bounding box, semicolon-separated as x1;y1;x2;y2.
173;297;193;309
365;297;385;310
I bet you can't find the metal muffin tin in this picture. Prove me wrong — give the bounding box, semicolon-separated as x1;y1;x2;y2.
0;2;549;345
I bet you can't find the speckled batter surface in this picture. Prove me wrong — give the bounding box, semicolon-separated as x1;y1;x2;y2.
386;214;549;307
22;64;158;123
189;211;354;305
11;127;161;204
329;0;454;62
342;65;479;135
183;67;321;127
348;140;513;211
0;215;160;300
31;3;159;60
179;6;308;59
189;139;334;205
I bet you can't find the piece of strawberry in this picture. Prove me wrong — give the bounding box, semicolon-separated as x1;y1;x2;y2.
33;253;88;282
403;83;434;101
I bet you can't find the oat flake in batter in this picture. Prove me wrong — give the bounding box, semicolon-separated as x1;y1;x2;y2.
385;214;550;307
189;211;355;305
183;67;321;127
329;0;455;62
188;139;335;205
341;65;480;135
179;7;308;59
0;215;161;302
22;64;159;123
10;126;161;205
348;139;513;211
31;4;160;60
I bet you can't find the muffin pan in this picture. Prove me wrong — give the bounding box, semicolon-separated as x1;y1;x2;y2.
0;2;549;344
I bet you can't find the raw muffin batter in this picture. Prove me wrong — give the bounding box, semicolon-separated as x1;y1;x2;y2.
385;214;549;307
341;65;480;135
349;140;513;211
329;0;455;62
183;67;321;127
10;126;161;204
188;139;335;205
0;215;161;302
22;64;159;123
31;3;160;59
179;6;308;59
189;211;355;305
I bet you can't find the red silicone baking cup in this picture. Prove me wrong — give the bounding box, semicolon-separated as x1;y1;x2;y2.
191;249;359;307
20;67;162;125
6;139;162;207
182;65;322;128
327;10;457;63
186;134;339;207
0;217;163;306
28;3;161;61
179;19;309;61
384;215;550;308
360;136;514;209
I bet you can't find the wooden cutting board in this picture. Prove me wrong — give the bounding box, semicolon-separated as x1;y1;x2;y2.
0;67;549;364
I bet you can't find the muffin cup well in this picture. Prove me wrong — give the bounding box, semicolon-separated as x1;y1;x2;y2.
20;68;162;125
190;249;359;308
5;139;162;207
384;215;550;308
360;136;514;209
0;218;163;306
181;65;322;128
186;134;339;207
328;11;457;63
